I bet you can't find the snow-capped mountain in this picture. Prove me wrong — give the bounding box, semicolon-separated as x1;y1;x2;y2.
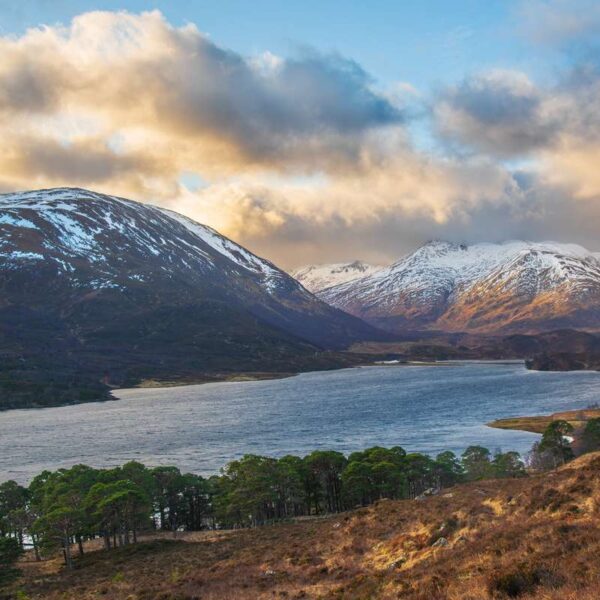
291;261;382;293
0;188;290;294
320;241;600;334
0;188;382;407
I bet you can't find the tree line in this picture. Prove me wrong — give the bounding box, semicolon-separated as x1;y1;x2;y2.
2;417;599;578
0;444;525;575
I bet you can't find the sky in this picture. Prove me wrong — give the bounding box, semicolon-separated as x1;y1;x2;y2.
0;0;600;268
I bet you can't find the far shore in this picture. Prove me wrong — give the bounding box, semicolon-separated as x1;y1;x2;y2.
126;359;527;391
131;372;298;389
1;359;535;412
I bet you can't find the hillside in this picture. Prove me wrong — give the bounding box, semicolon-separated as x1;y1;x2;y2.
320;241;600;334
13;452;600;600
348;329;600;372
0;188;383;409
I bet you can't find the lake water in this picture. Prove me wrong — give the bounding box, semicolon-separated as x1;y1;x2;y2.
1;362;599;484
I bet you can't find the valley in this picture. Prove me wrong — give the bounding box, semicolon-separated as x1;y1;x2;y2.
1;4;600;599
2;189;599;412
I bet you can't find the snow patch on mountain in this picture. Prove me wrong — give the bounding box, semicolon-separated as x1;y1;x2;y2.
0;214;38;229
6;251;44;261
0;188;291;295
292;261;383;293
158;208;287;293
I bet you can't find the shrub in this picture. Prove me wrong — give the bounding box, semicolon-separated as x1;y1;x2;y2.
488;565;564;598
581;418;600;453
0;537;23;585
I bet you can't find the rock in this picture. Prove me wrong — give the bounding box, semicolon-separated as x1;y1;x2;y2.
263;569;276;577
431;537;449;548
387;556;407;570
332;522;341;529
415;487;440;501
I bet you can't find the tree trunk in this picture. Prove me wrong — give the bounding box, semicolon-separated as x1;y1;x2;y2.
33;538;41;562
63;537;73;570
77;536;85;557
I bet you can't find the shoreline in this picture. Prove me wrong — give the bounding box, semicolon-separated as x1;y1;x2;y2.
487;407;600;435
127;359;527;390
132;371;298;389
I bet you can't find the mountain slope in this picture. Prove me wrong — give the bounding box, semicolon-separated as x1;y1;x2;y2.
291;261;382;293
320;241;600;334
0;188;382;408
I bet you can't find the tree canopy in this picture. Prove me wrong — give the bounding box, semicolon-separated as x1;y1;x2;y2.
0;442;533;573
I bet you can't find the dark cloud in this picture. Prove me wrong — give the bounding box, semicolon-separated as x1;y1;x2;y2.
0;134;177;197
0;58;58;113
140;37;405;168
435;71;559;156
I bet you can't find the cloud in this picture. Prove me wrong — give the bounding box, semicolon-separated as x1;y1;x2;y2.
518;0;600;47
172;161;600;269
168;155;543;268
0;10;403;176
0;8;599;268
435;70;561;157
0;133;176;194
433;61;600;208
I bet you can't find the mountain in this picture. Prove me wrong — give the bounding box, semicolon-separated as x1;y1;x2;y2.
291;261;382;293
319;240;600;334
0;188;382;409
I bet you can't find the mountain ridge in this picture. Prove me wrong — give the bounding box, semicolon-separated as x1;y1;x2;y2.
291;260;382;293
316;240;600;334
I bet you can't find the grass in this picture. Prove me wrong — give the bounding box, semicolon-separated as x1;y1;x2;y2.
8;452;600;600
487;408;600;434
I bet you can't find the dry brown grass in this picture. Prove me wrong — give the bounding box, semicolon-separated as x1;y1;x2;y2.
488;408;600;434
7;453;600;600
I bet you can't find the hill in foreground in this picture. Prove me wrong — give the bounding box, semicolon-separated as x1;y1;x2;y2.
15;452;600;600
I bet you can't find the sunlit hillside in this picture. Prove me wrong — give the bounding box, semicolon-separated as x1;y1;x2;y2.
12;452;600;600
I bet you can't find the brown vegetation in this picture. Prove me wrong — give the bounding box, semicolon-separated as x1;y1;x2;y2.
488;408;600;435
9;452;600;600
